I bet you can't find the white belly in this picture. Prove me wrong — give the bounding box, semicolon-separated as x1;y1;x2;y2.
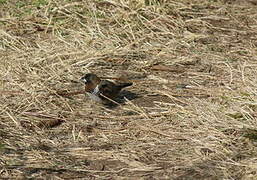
86;92;102;102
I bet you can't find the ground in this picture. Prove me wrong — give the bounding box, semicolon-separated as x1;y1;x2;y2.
0;0;257;179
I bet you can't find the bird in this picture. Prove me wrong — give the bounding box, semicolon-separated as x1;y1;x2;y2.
80;73;133;104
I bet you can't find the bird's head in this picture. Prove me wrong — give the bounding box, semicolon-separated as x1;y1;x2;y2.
80;73;101;84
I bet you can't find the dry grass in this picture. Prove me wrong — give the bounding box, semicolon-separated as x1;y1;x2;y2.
1;0;257;179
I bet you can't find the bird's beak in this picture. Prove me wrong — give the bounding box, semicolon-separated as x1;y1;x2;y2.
80;78;87;83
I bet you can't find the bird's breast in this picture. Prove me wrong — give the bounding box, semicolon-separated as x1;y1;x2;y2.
86;92;102;102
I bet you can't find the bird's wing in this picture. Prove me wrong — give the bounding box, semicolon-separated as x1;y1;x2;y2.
98;80;118;98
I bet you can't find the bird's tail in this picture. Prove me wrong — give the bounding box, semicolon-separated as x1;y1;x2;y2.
117;82;133;89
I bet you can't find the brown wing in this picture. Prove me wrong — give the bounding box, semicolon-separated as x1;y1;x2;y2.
98;80;120;99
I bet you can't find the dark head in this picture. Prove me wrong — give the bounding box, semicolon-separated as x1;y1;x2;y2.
80;73;101;85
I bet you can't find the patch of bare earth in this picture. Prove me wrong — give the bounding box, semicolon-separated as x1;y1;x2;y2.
1;0;257;179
